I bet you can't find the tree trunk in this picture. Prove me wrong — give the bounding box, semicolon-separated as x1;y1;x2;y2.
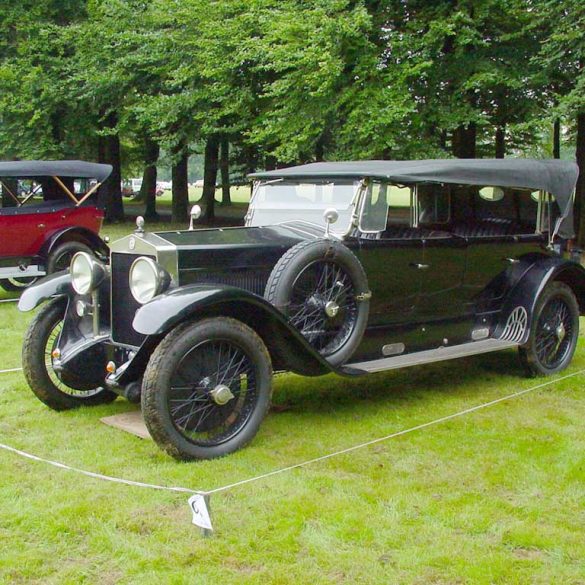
220;138;231;206
495;125;506;158
97;111;124;222
171;143;189;224
452;123;477;158
202;136;220;223
141;138;160;220
576;113;585;247
553;118;561;159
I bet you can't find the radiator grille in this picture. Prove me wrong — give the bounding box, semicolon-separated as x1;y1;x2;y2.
111;252;152;346
186;269;271;296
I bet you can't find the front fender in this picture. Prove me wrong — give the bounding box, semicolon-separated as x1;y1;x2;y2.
133;284;351;377
18;272;72;312
496;257;585;343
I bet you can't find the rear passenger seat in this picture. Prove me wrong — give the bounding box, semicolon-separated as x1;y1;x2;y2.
450;218;534;237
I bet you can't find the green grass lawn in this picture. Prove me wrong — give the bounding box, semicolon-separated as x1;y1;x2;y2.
1;312;584;585
1;219;585;583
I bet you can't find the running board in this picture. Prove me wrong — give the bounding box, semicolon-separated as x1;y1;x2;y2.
346;338;519;374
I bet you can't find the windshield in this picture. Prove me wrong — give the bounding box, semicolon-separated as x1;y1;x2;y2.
246;180;360;235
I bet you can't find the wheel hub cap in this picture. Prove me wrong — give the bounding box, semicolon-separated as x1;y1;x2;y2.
556;323;566;342
209;384;235;406
324;300;340;318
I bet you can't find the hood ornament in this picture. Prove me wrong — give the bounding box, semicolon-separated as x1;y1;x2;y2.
189;205;202;230
135;216;145;235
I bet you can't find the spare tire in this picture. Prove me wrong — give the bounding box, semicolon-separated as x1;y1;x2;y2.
265;239;370;366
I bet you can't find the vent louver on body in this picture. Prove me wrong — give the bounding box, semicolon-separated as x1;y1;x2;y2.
500;306;528;343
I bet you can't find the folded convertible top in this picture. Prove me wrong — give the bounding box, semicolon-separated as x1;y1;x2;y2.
251;159;579;238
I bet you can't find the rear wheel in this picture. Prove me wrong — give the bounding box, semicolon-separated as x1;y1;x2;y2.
142;317;273;460
22;298;117;410
518;282;579;377
0;277;38;292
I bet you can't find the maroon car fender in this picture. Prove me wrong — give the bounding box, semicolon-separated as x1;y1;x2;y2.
40;226;110;261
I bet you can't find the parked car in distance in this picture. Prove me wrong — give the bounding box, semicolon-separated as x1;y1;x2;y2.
122;178;166;198
19;158;584;461
0;161;111;291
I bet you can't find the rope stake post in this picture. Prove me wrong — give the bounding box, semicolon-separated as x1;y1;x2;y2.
188;493;213;536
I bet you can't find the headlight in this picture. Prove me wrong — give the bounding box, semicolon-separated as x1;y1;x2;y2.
129;257;169;304
70;252;106;295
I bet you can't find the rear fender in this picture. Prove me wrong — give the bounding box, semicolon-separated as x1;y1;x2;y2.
133;284;344;377
495;258;585;344
41;227;110;261
18;272;72;312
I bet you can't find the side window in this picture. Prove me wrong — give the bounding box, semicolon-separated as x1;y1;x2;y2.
386;185;413;226
417;184;450;225
359;181;389;232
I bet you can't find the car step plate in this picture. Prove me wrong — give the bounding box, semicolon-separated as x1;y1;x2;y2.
348;338;519;374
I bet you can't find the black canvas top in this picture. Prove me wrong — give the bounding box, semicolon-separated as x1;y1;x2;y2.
251;159;579;238
0;160;112;182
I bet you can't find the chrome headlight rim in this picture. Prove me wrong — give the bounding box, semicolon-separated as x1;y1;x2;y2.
70;251;106;295
129;256;169;305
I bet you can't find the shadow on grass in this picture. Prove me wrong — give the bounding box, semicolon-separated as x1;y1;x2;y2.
270;348;526;416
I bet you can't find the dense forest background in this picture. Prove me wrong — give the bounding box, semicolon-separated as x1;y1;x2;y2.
0;1;583;239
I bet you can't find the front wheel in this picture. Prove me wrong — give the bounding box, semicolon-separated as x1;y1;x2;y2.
22;298;117;410
518;282;580;377
141;317;273;461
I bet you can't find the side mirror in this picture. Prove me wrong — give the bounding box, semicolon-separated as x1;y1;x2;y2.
189;205;202;230
323;207;339;238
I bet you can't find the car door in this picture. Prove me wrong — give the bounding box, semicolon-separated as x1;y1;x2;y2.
418;232;468;320
415;184;468;321
355;182;424;327
357;234;424;327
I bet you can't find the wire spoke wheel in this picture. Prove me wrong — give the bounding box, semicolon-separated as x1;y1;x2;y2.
288;259;358;356
519;282;579;377
142;317;273;460
168;339;257;446
264;240;370;366
44;320;102;398
22;298;117;410
534;297;574;369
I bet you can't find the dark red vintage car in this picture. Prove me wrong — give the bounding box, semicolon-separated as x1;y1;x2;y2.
0;161;111;291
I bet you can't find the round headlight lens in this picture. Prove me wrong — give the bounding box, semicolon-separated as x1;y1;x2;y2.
129;257;165;304
71;252;95;295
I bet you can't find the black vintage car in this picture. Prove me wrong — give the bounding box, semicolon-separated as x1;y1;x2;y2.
19;159;584;460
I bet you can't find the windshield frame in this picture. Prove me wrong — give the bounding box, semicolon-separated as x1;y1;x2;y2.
246;178;365;237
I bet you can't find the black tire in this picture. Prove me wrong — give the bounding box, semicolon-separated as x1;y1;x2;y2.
0;277;38;292
264;239;370;366
518;282;580;377
141;317;273;461
22;298;117;410
47;241;93;274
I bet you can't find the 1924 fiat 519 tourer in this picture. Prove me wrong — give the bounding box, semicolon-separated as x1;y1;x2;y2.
19;159;584;461
0;161;110;291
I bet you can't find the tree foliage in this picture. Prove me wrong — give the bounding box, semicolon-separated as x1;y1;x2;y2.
0;0;583;228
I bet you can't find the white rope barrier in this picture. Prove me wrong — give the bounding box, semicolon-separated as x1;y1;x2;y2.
0;367;22;374
1;368;583;531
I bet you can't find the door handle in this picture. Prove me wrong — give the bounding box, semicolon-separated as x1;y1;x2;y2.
410;263;430;270
502;257;520;265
